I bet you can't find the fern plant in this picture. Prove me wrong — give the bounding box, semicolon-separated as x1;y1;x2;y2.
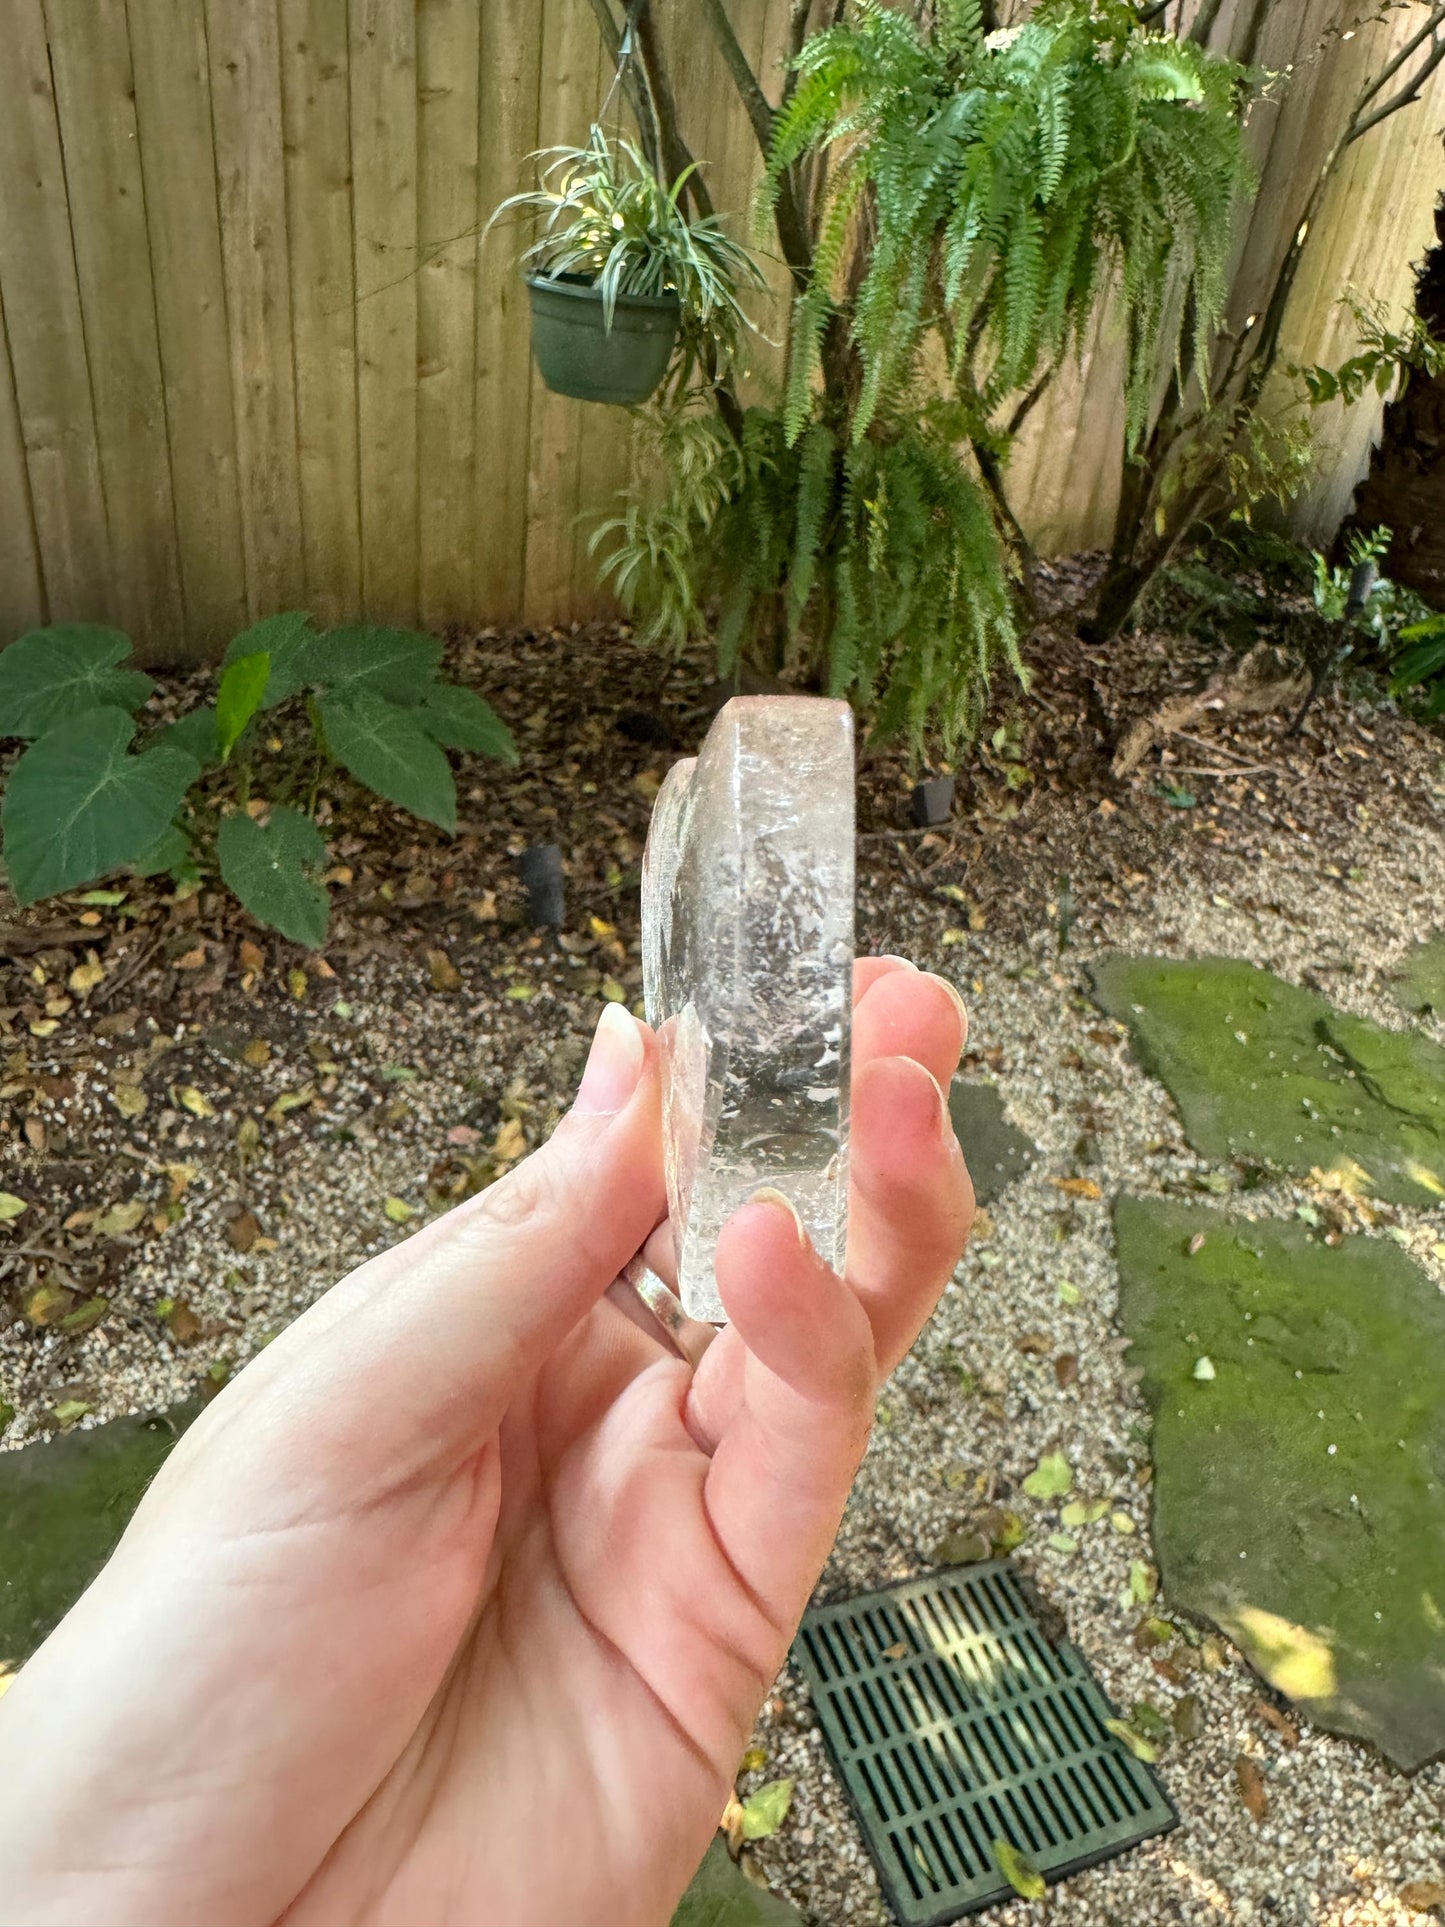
592;0;1249;749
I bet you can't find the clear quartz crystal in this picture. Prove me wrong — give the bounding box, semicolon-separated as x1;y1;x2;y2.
642;696;855;1323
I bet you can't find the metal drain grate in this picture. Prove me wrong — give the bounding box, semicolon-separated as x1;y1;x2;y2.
794;1561;1177;1923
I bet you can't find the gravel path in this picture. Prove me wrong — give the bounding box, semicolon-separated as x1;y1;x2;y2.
3;625;1443;1924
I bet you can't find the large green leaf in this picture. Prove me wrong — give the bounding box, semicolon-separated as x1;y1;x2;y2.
131;823;194;880
1;707;198;903
216;653;271;760
670;1838;803;1926
152;705;220;765
0;626;153;740
223;612;319;708
318;689;457;831
417;682;518;762
217;805;329;947
306;625;445;701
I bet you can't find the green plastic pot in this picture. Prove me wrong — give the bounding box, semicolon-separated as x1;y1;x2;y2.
525;272;680;405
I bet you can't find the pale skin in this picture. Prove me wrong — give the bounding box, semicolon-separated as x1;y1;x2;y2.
0;956;973;1927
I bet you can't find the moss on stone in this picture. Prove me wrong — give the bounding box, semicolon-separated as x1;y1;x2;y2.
1114;1196;1445;1770
1392;933;1445;1019
1089;954;1445;1207
948;1078;1037;1205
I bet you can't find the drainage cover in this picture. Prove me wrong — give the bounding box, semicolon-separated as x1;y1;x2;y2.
793;1561;1177;1923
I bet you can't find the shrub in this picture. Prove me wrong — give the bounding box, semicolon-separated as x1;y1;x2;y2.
0;618;515;945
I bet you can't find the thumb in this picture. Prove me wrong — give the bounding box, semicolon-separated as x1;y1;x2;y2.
185;1005;665;1496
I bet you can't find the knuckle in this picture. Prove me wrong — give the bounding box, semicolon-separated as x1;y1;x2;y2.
462;1146;565;1235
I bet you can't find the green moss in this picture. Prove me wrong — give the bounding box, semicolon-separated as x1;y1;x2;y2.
1089;954;1445;1207
0;1403;198;1664
1114;1196;1445;1769
1391;933;1445;1019
948;1078;1037;1204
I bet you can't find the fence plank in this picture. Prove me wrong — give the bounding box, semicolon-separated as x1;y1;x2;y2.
523;0;605;623
127;0;248;655
473;0;542;619
280;0;363;628
350;0;419;623
0;288;45;638
417;0;481;628
44;0;185;655
205;0;304;616
0;0;110;622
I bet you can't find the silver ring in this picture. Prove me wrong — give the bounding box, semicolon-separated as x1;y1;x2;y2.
606;1255;718;1369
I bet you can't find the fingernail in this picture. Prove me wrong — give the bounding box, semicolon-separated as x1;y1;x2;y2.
575;1003;645;1115
924;971;969;1040
746;1186;808;1246
924;1067;956;1146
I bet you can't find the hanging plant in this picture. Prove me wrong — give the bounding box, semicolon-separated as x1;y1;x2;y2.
489;124;765;406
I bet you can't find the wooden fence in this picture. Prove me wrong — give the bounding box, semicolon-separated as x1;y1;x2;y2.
0;0;1441;661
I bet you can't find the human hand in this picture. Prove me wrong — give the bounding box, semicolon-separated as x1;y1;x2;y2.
0;956;972;1927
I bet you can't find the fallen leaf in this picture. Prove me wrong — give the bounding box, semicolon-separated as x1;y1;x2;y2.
1060;1499;1109;1528
1401;1882;1445;1914
720;1794;746;1856
880;1640;908;1661
1016;1331;1053;1356
1251;1698;1300;1747
992;1838;1045;1902
28;1018;59;1038
94;1199;148;1237
226;1209;261;1254
1022;1452;1073;1501
1172;1694;1204;1742
53;1399;91;1427
934;1529;991;1565
237;1116;262;1155
492;1117;526;1162
1111;1511;1138;1535
1193;1356;1216;1381
1050;1176;1102;1200
175;944;208;971
60;1296;110;1335
288;967;308;1000
178;1086;215;1119
26;1283;75;1327
1188;1231;1207;1256
384;1196;417;1223
1105;1717;1158;1763
111;1081;148;1119
469;893;498;922
1054;1352;1080;1389
1048;1532;1078;1554
1235;1755;1268;1822
76;888;127;906
166;1300;202;1345
266;1086;315;1123
68;955;106;995
601;977;627;1003
0;1192;28;1222
23;1116;47;1155
239;939;265;975
427;949;462;992
505;983;534;1002
242;1038;271;1069
1128;1558;1158;1602
1056;1279;1081;1305
739;1778;793;1841
163;1164;197;1202
588;915;617;939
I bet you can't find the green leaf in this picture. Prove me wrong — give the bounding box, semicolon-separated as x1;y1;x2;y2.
216;654;271;760
131;823;195;880
52;1399;92;1427
416;682;518;762
306;624;445;701
1;707;198;904
0;1193;28;1222
153;705;220;765
318;689;457;831
216;806;330;948
0;625;153;739
740;1779;793;1841
223;612;319;708
670;1836;805;1926
1105;1716;1159;1763
992;1838;1046;1901
1022;1451;1073;1501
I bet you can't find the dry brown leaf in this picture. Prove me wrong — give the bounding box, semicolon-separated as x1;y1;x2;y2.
242;1038;271;1069
1251;1698;1300;1747
175;944;208;971
68;955;106;995
25;1282;75;1327
166;1300;202;1345
1235;1755;1267;1823
1050;1176;1103;1200
111;1080;148;1120
239;939;265;976
492;1117;527;1162
1401;1881;1445;1914
23;1116;46;1153
1054;1352;1080;1389
427;949;462;992
1016;1331;1053;1356
226;1209;261;1254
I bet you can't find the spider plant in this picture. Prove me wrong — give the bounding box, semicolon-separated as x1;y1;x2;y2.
491;125;765;375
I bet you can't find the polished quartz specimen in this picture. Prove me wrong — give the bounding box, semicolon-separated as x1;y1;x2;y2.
641;696;855;1323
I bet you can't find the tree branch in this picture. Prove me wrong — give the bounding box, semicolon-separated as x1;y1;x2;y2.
699;0;814;285
1347;29;1445;145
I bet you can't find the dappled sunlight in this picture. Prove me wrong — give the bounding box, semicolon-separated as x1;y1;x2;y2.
1228;1607;1338;1703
